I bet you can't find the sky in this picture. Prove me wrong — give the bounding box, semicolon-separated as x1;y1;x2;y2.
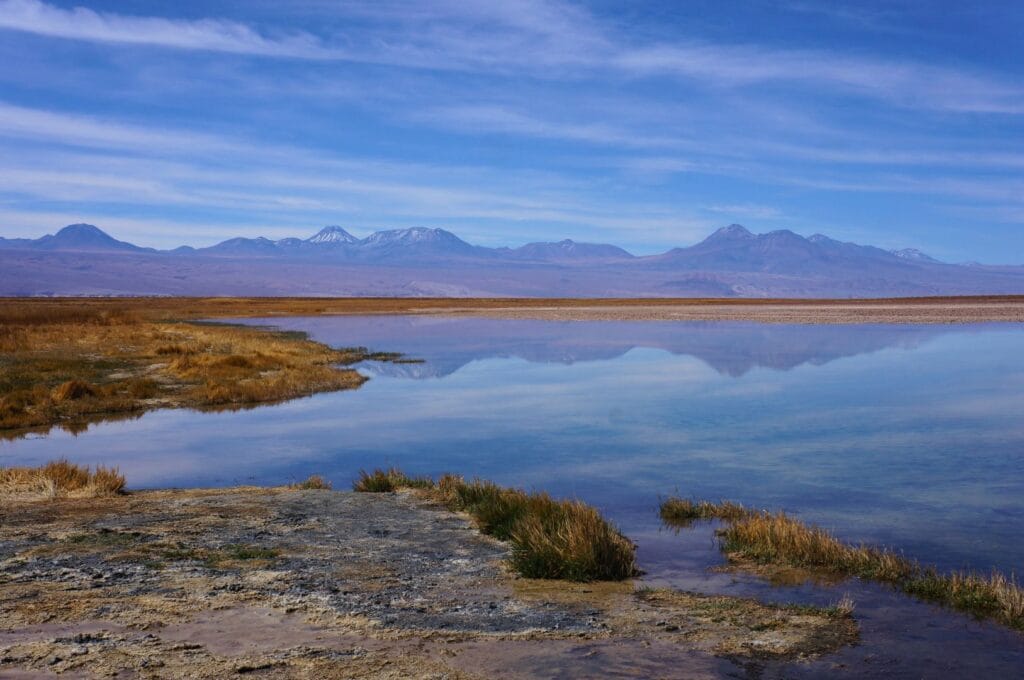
0;0;1022;261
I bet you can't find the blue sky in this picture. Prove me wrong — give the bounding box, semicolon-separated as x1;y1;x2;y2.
0;0;1022;261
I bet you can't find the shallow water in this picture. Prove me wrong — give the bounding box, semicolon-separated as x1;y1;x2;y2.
5;316;1024;676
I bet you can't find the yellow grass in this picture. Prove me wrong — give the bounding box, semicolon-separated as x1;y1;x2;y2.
356;468;638;581
288;475;333;490
0;301;405;437
353;468;434;492
720;511;915;582
659;497;753;525
660;498;1024;632
0;459;125;500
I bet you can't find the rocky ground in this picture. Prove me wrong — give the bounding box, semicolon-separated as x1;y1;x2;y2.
0;487;858;679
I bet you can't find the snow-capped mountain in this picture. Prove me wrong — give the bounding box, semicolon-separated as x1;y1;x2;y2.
307;226;358;244
356;228;481;259
891;248;940;263
510;239;634;261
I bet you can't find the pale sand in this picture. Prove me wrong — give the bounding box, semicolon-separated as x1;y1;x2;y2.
421;301;1024;324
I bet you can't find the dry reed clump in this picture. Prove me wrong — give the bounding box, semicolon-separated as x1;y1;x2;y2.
659;497;753;525
154;344;191;355
51;380;98;403
0;459;125;500
720;512;915;582
355;468;638;582
353;468;434;492
289;475;333;490
831;594;857;617
662;497;1024;632
509;500;637;581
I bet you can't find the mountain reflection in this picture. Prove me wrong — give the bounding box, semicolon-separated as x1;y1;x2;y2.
253;316;961;378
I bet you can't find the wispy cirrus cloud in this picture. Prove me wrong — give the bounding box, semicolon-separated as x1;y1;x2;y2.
2;0;1022;114
614;44;1024;114
411;105;691;150
0;0;337;58
703;204;783;220
0;101;239;152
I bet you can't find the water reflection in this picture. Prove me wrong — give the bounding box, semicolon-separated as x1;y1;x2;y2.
4;316;1024;676
256;316;953;378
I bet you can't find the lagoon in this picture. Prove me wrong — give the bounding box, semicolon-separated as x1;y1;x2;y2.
8;315;1024;676
8;317;1023;575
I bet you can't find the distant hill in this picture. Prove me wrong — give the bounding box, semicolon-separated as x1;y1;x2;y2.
0;224;150;253
2;222;1022;298
510;239;634;262
355;227;483;260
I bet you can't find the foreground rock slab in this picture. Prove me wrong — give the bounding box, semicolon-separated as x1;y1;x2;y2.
0;488;857;678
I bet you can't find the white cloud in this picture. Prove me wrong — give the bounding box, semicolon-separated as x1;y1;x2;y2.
614;43;1024;114
413;105;689;150
703;204;783;220
0;101;238;152
2;0;1022;113
0;0;337;58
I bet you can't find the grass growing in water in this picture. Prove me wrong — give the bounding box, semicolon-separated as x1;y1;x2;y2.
659;497;1024;632
356;468;638;581
0;459;125;499
660;497;753;525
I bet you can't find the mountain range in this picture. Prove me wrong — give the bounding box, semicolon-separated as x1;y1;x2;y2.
2;223;1023;297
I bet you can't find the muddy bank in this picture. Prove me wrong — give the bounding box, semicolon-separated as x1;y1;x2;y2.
0;487;857;678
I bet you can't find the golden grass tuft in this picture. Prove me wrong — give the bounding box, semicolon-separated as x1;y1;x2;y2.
51;380;98;403
659;497;753;525
353;468;433;492
1;459;125;500
89;466;128;496
289;474;333;490
720;511;915;582
40;459;91;491
509;499;637;581
355;468;637;581
662;497;1024;632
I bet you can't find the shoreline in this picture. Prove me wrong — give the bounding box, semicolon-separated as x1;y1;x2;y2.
0;482;857;678
0;304;410;440
5;295;1024;325
7;295;1019;438
439;301;1024;324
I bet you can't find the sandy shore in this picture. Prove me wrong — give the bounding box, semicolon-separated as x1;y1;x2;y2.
0;486;856;678
434;300;1024;324
5;295;1024;325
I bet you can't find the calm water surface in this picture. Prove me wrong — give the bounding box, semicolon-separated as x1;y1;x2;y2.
5;316;1024;676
